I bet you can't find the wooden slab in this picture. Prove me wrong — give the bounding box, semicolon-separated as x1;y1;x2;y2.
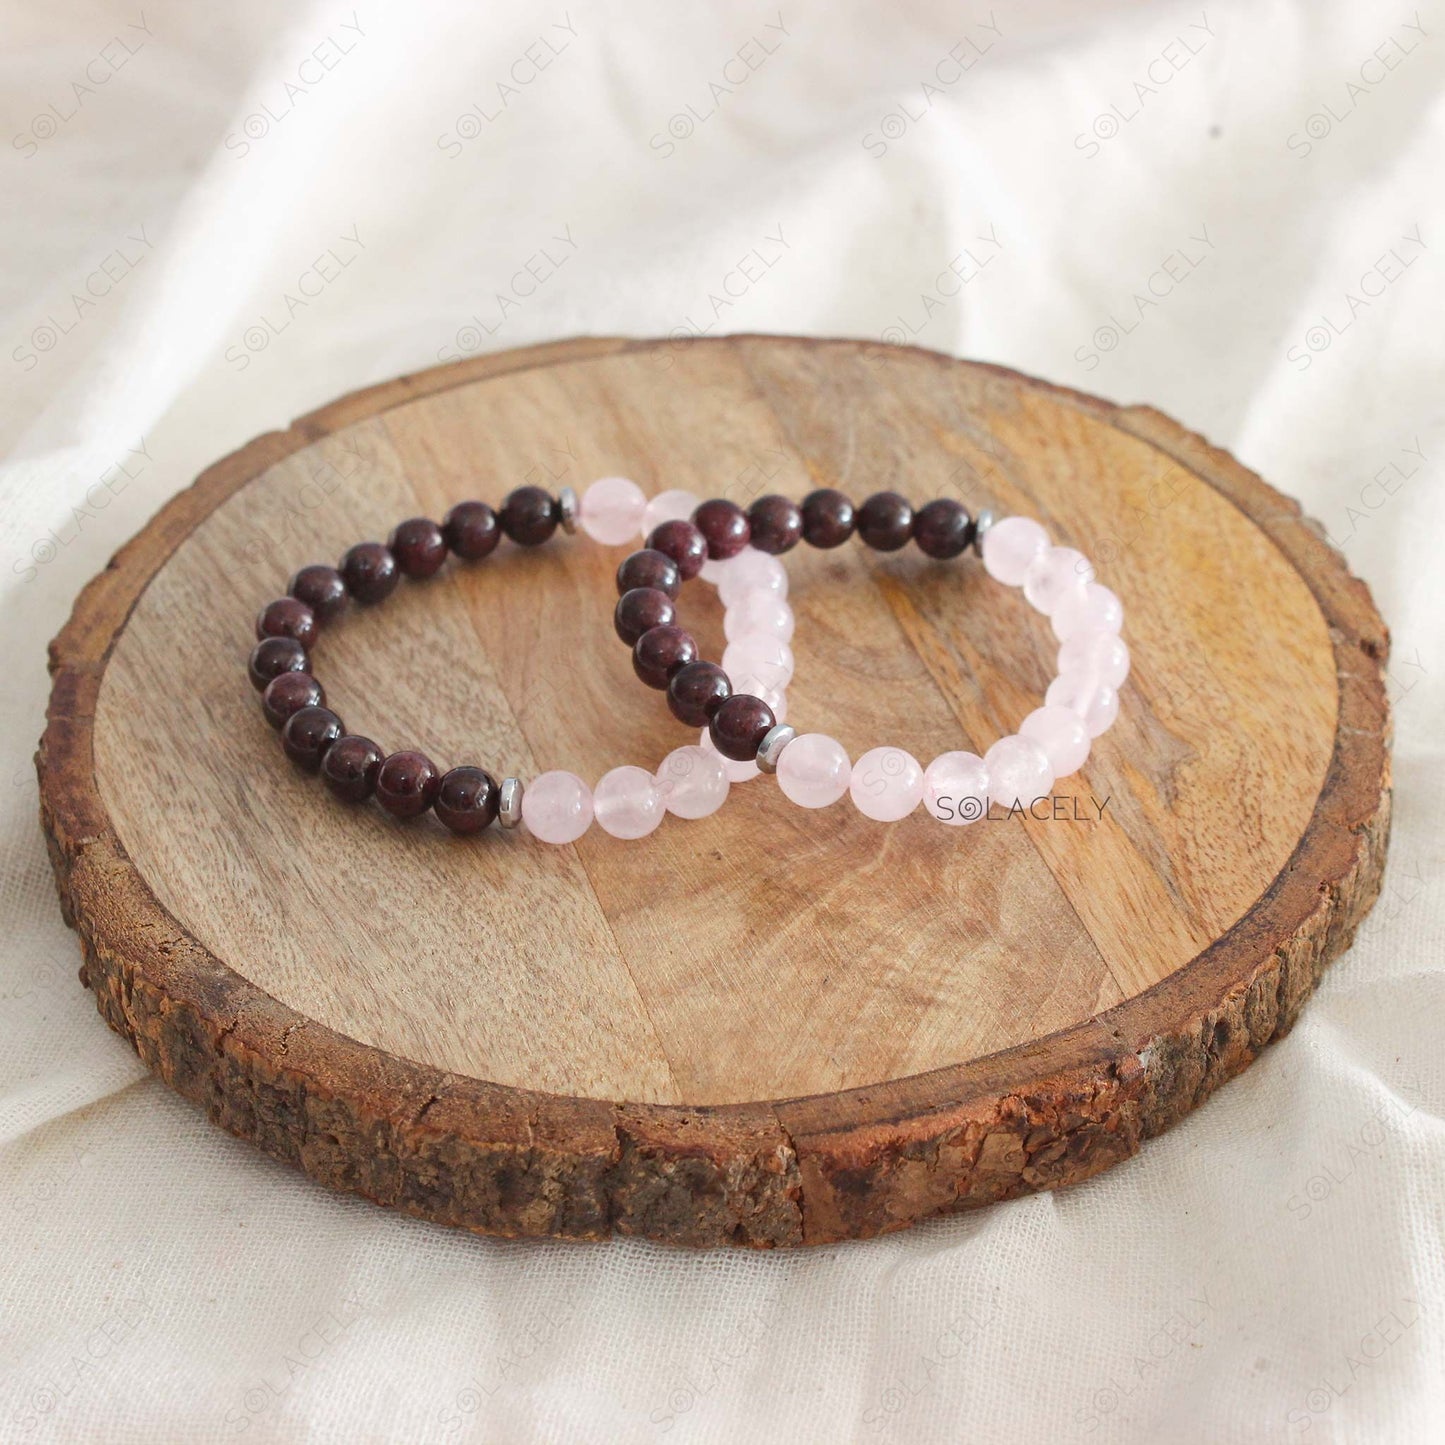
38;336;1391;1247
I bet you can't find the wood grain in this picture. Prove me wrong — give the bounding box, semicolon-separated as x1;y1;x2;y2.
38;336;1391;1246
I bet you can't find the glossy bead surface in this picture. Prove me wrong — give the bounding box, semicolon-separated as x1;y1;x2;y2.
655;745;729;819
339;542;399;604
708;694;776;762
857;492;913;551
499;485;557;546
522;770;593;843
849;747;924;821
633;625;697;688
1020;705;1091;777
721;635;794;692
716;549;788;605
256;596;317;647
434;766;500;834
747;495;803;554
320;734;384;802
593;765;666;839
248;636;308;691
641;489;700;535
801;488;855;548
912;499;974;559
776;733;851;809
646;520;707;580
667;661;731;727
723;593;794;644
692;498;750;560
442;500;500;561
281;705;344;772
1057;630;1131;687
1051;582;1124;642
388;517;448;579
376;750;441;818
616;548;681;599
580;476;648;545
614;587;676;645
981;516;1048;585
699;727;759;781
923;751;989;825
261;671;324;729
983;735;1054;808
1046;673;1120;737
1023;546;1094;615
288;564;347;623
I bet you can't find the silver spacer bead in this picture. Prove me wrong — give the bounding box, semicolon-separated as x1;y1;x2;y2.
498;777;524;828
556;486;579;534
972;508;996;557
755;723;796;775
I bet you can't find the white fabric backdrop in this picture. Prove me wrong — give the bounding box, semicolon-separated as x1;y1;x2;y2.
3;1;1443;1440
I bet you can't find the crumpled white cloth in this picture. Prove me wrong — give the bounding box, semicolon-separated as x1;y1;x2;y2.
2;1;1443;1440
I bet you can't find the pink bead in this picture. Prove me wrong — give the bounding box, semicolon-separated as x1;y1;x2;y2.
1020;705;1090;777
1023;546;1095;615
1057;629;1130;687
981;516;1048;585
722;635;794;692
729;673;787;722
654;746;729;819
699;727;759;782
579;476;647;546
776;733;851;809
641;488;700;536
521;770;593;844
923;751;989;826
1046;673;1120;737
724;593;795;644
592;765;666;839
717;549;788;605
849;747;924;822
983;735;1054;808
1050;582;1123;642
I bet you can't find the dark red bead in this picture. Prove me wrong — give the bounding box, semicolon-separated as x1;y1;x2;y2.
747;495;803;554
614;587;675;645
434;766;500;834
320;735;384;802
376;750;441;819
289;564;347;623
646;520;707;580
442;500;500;561
709;694;776;762
667;660;732;727
633;625;697;689
340;542;399;604
801;489;855;548
857;491;913;551
388;517;448;578
616;548;681;599
499;485;557;546
261;671;324;729
282;705;345;772
912;498;974;559
249;636;308;691
692;498;750;560
255;596;317;648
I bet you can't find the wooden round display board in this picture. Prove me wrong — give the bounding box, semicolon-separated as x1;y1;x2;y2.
39;336;1390;1248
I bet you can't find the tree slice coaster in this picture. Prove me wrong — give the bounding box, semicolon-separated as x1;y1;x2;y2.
38;336;1391;1248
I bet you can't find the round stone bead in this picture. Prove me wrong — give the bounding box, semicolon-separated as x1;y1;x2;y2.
616;548;681;599
261;671;324;729
856;492;913;551
912;499;974;559
723;592;794;644
593;765;666;839
633;625;697;688
716;549;788;605
248;636;308;691
729;674;787;723
923;751;989;825
692;499;750;559
747;495;803;554
434;766;500;834
580;476;648;545
708;694;776;762
776;733;851;809
376;750;441;818
699;727;759;782
615;587;675;645
441;500;501;561
522;770;593;844
1023;546;1094;615
981;516;1049;585
256;596;317;648
849;747;924;821
282;705;345;772
654;745;729;819
1046;673;1120;737
667;661;731;726
721;635;793;693
1050;581;1124;642
288;564;347;623
499;486;558;546
388;517;448;578
339;542;399;604
1020;705;1091;777
983;735;1054;808
320;734;384;802
800;488;855;548
646;519;707;580
641;489;700;535
1057;630;1131;688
